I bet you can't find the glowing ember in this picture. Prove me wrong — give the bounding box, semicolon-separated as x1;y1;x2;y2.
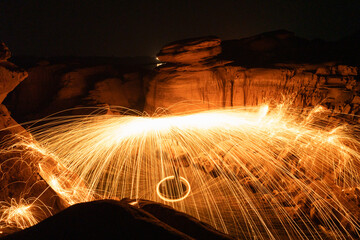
2;104;360;239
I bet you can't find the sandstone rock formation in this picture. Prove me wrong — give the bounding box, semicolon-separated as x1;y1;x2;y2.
5;60;146;122
0;47;151;235
145;34;360;121
0;45;65;235
0;43;28;104
157;36;221;64
87;72;144;108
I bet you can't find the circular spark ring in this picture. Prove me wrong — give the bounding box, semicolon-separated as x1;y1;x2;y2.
156;176;191;202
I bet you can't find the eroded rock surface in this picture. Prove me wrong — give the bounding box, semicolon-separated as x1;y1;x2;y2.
87;72;144;107
0;43;28;104
145;34;360;120
5;60;147;122
157;36;221;64
0;44;64;236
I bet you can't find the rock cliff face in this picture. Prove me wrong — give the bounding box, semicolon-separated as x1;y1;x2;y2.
145;32;360;120
5;31;360;121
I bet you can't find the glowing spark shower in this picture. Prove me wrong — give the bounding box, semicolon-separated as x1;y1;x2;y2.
0;198;50;230
1;103;360;239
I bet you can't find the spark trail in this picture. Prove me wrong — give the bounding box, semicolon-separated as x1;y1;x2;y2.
3;104;360;239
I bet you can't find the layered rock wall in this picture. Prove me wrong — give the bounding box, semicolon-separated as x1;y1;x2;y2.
145;37;359;120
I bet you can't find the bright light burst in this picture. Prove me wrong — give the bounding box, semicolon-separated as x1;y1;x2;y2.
5;104;360;239
0;198;49;230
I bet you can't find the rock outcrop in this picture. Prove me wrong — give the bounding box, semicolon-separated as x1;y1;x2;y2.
0;43;28;104
0;42;11;61
5;60;146;122
0;45;65;236
87;72;144;108
157;36;221;64
145;34;360;121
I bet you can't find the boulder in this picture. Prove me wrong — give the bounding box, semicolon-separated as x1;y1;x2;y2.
131;199;233;240
4;63;67;121
157;36;221;64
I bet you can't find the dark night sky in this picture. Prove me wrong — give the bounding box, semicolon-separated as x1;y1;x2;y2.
1;0;360;57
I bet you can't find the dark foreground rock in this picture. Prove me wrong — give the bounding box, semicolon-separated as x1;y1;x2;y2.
1;199;233;240
123;198;232;240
